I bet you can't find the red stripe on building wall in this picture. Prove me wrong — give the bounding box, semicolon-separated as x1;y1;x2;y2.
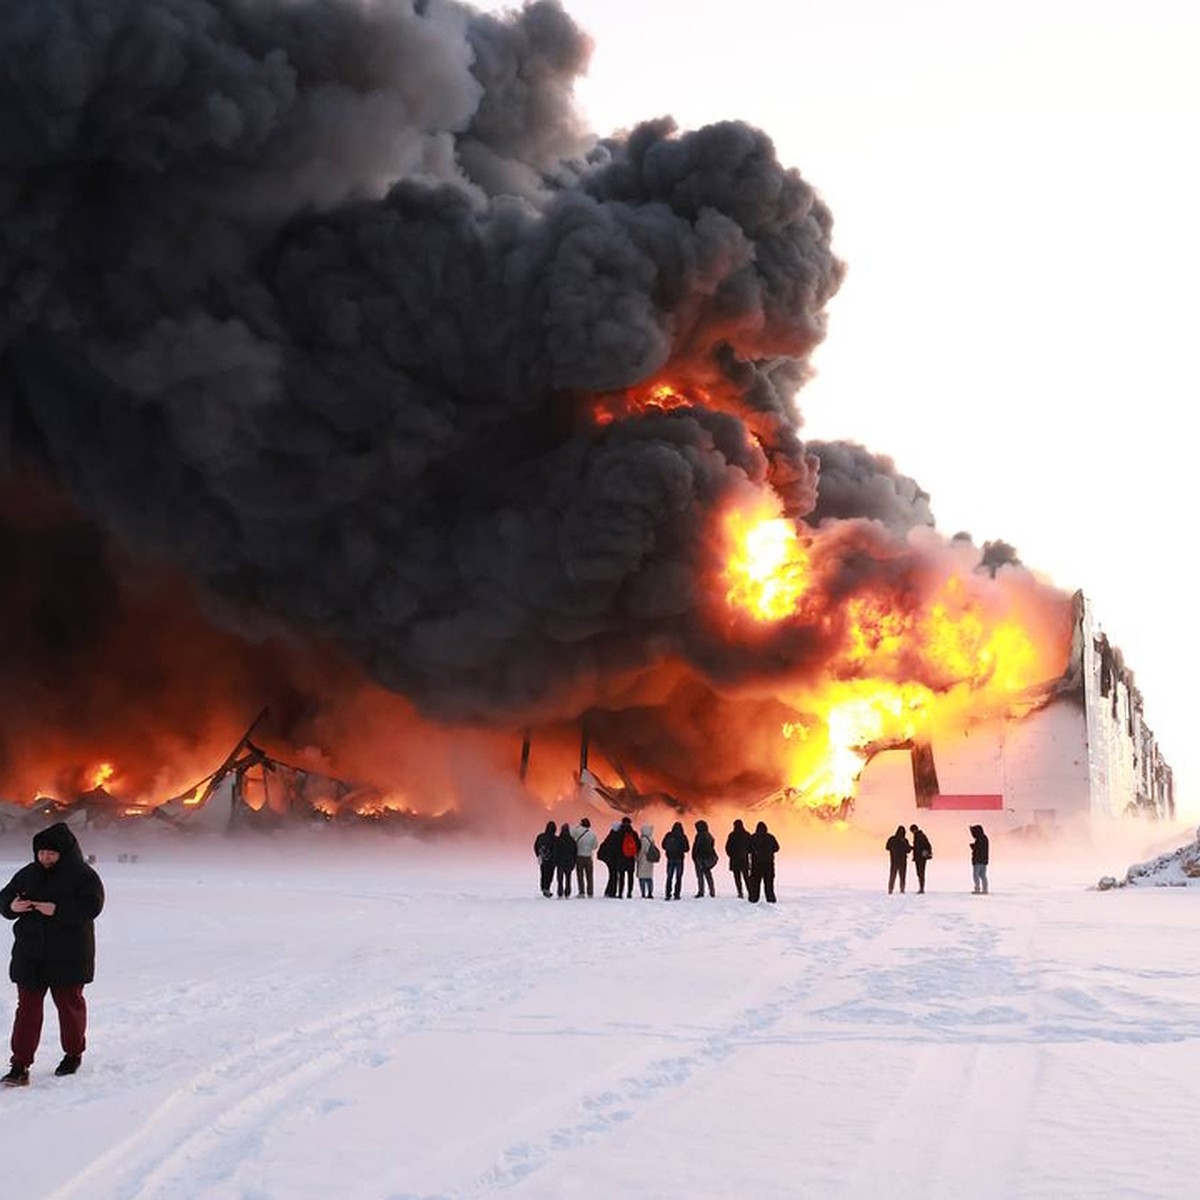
929;794;1004;811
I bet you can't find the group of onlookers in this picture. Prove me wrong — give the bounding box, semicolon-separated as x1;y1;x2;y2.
534;814;781;904
536;815;995;904
883;822;990;894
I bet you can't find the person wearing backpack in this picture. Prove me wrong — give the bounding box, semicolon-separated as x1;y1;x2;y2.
692;819;717;897
533;820;557;898
909;823;933;894
636;824;660;898
617;816;639;898
661;821;689;900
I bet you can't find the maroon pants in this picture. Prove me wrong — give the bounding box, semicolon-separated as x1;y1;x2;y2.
10;984;87;1068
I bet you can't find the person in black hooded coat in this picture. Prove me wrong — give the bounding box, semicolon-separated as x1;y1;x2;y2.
885;825;911;894
1;822;105;1085
909;823;933;894
691;820;717;897
598;823;623;897
747;821;780;903
724;819;751;899
661;821;689;900
969;824;990;894
533;820;557;898
553;823;577;897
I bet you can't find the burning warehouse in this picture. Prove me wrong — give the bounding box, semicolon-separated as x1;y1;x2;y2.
848;591;1174;832
0;0;1172;834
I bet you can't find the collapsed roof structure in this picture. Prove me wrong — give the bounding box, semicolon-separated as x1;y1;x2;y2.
0;711;457;836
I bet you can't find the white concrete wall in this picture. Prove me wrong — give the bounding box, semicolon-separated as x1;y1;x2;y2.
853;700;1091;831
994;700;1091;820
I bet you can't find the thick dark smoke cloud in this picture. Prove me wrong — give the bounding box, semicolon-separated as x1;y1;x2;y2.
0;0;845;731
806;441;934;536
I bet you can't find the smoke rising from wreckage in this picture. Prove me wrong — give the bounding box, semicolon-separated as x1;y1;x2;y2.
0;0;1165;826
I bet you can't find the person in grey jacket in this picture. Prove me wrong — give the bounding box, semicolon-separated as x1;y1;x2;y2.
571;817;598;897
636;824;658;898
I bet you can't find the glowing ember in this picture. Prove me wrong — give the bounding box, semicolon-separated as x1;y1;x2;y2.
353;791;414;818
181;786;205;807
590;380;709;426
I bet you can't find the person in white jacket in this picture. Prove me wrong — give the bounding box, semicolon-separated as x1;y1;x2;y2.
571;817;598;898
636;824;658;898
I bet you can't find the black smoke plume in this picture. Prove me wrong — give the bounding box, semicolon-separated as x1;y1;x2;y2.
3;2;1065;815
0;0;843;739
806;441;934;536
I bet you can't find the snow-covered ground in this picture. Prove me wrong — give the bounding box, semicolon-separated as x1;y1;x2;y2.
3;825;1200;1200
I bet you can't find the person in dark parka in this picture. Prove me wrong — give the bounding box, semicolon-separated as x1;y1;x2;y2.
691;819;717;897
553;823;577;897
969;824;990;894
885;825;911;894
598;822;623;897
1;822;105;1085
661;821;689;900
724;819;751;899
909;824;933;894
533;820;557;897
747;821;780;903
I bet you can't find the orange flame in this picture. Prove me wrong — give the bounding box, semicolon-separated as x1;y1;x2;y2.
89;762;116;791
776;681;936;810
714;494;1072;813
721;501;811;622
590;380;709;426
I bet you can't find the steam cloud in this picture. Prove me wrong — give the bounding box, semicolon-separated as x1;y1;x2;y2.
0;0;1052;805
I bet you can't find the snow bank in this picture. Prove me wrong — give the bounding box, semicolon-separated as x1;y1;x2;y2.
1099;826;1200;889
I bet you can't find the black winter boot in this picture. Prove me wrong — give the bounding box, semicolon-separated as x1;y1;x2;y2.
55;1055;82;1076
2;1063;29;1087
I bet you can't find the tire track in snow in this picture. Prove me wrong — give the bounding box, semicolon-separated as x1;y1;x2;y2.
43;955;534;1200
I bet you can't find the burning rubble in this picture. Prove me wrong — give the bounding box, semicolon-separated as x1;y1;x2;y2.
0;1;1159;831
